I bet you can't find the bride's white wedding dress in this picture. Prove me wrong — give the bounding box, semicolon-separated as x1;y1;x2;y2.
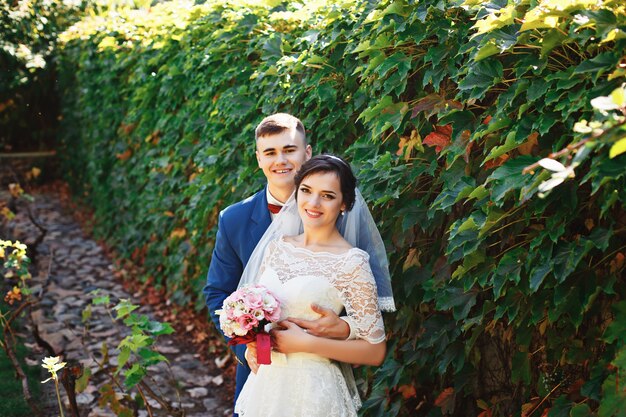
234;237;385;417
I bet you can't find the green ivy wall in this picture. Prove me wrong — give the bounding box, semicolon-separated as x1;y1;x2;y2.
57;1;626;416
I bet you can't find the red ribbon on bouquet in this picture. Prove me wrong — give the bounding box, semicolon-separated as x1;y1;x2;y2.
227;331;273;365
256;332;272;365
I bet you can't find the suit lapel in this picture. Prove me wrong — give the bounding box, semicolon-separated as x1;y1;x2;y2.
250;188;271;245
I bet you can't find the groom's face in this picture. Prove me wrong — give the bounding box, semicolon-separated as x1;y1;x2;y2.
256;128;312;199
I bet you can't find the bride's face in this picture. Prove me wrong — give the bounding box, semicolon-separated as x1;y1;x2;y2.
296;171;346;229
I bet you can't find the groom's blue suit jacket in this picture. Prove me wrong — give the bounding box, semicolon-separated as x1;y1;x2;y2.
203;188;271;409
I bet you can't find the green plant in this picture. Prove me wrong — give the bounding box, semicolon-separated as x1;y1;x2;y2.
82;292;181;416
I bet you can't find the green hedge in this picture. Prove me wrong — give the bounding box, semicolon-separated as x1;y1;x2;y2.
57;1;626;415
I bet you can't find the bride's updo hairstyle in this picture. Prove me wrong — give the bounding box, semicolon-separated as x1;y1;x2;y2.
293;154;357;211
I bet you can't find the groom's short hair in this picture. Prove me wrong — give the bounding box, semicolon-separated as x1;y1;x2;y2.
255;113;306;144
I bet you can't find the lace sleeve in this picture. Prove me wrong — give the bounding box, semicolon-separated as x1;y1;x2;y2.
334;251;386;344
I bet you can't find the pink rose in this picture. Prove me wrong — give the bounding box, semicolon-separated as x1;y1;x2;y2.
244;292;264;310
265;307;281;322
236;314;258;332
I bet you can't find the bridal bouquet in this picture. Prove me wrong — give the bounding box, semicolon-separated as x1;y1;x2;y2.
216;284;281;365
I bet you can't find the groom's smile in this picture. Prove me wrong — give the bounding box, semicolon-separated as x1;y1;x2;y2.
256;129;311;203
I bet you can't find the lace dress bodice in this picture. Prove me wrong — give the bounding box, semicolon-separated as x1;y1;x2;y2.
234;237;386;417
259;237;385;344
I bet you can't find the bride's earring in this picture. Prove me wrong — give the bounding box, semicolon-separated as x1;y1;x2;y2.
340;210;345;216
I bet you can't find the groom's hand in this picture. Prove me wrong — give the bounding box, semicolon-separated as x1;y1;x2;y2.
287;303;350;339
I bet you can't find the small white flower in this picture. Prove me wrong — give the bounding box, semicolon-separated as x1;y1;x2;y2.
41;356;66;383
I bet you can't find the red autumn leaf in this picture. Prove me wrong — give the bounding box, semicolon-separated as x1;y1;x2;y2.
518;132;539;155
434;387;454;407
116;149;132;161
398;384;417;399
423;124;452;153
484;153;510;169
411;94;444;118
483;115;492;124
437;124;452;136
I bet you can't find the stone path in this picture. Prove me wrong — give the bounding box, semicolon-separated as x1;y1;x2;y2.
5;190;232;417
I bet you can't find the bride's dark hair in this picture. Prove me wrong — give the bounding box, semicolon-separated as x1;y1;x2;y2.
294;154;357;211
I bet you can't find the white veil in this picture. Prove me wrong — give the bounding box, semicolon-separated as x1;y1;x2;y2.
238;189;396;311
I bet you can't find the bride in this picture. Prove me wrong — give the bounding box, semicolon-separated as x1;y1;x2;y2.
234;154;394;417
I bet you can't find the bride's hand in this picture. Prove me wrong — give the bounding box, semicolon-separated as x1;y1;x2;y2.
270;320;313;354
287;303;350;339
244;342;259;374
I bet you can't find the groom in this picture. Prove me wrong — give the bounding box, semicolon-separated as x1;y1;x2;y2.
203;113;353;412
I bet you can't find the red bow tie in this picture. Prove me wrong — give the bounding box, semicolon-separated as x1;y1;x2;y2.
268;203;283;214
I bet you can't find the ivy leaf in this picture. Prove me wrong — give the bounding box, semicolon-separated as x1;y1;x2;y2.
529;262;551;293
137;348;168;366
609;137;626;158
113;299;139;320
492;249;523;299
144;320;175;336
540;29;568;58
474;41;499;61
471;4;516;37
92;294;110;306
487;156;539;203
519;11;560;32
377;52;411;79
431;176;475;212
574;52;619;81
552;241;594;284
434;387;455;414
458;60;503;98
603;301;626;344
359;96;409;135
588;227;612;251
119;334;152;352
423;124;452;153
262;34;283;59
117;347;131;372
436;287;477;321
123;363;146;389
483;130;518;163
424;44;448;67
